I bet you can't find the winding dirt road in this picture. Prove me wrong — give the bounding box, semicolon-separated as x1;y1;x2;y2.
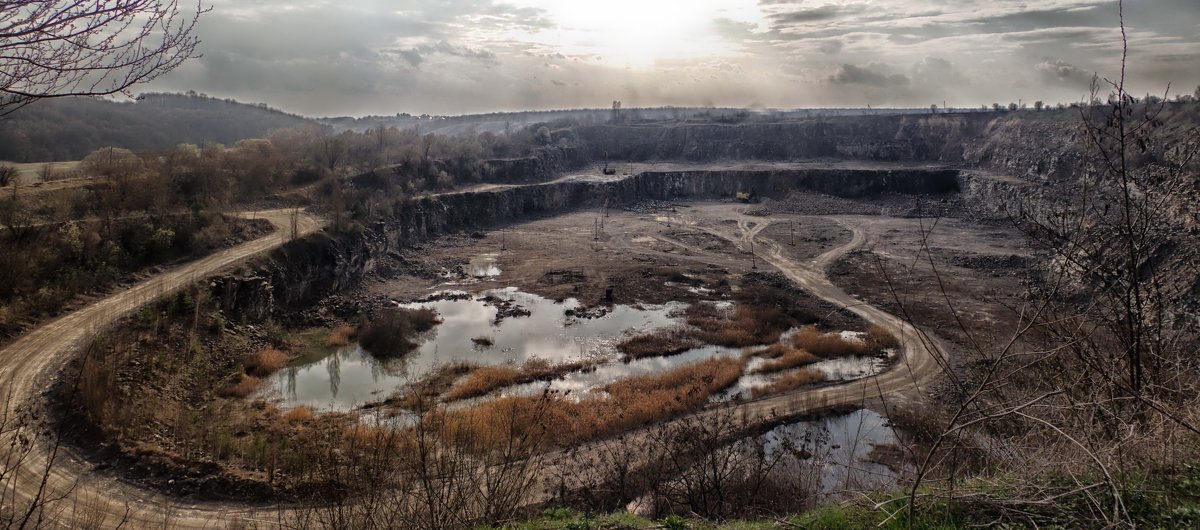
0;203;947;528
1;209;323;528
689;209;947;422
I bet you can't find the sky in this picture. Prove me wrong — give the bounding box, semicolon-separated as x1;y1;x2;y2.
146;0;1200;117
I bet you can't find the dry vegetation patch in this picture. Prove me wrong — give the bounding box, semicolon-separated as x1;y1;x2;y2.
617;328;702;359
687;303;794;347
324;324;357;347
444;357;745;447
750;368;825;399
244;347;289;377
748;345;819;374
441;358;599;403
444;366;521;401
220;374;263;398
791;326;863;357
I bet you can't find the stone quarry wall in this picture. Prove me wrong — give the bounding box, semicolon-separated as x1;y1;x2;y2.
479;145;589;184
212;167;961;321
576;113;1086;181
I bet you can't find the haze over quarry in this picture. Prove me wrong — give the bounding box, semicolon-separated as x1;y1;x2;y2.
147;0;1200;116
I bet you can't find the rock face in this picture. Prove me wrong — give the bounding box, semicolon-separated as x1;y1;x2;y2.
214;166;963;322
576;113;1086;181
214;108;1198;324
480;146;588;183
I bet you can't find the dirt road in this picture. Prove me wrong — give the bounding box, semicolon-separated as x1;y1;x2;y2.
0;209;323;528
689;208;947;421
0;203;948;528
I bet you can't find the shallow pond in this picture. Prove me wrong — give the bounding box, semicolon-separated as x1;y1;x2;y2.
265;288;687;409
764;409;903;496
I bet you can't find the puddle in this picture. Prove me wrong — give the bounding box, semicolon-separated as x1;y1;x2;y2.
810;355;887;381
468;253;501;278
762;409;902;496
265;289;687;410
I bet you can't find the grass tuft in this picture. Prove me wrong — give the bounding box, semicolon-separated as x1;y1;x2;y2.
324;324;357;347
751;368;824;398
244;347;289;377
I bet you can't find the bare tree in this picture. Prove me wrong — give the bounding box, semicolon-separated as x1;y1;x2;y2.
0;1;207;114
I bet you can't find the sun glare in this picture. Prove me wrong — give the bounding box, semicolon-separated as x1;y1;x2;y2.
508;0;762;68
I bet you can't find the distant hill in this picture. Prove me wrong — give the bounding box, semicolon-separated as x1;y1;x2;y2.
0;93;320;162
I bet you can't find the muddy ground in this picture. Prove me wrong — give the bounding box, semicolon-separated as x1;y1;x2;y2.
360;202;857;323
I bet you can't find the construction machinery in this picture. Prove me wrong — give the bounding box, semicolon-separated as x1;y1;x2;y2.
736;189;757;203
602;151;617;175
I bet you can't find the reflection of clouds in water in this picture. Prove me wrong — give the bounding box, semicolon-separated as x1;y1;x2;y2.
468;254;501;278
810;356;886;381
764;409;900;496
265;289;685;410
509;344;741;397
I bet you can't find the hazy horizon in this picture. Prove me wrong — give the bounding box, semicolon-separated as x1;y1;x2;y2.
130;0;1200;117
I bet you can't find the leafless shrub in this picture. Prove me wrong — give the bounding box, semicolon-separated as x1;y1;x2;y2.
549;407;820;520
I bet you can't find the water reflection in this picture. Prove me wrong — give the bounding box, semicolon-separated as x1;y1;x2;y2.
764;409;902;496
265;289;685;410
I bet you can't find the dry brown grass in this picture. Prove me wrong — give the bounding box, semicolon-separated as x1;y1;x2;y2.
864;324;900;351
790;326;867;358
283;405;315;423
324;324;357;347
617;328;701;359
245;347;290;377
750;346;819;374
687;303;793;347
750;368;824;398
443;357;745;447
384;362;475;410
444;366;521;401
220;374;262;398
441;358;598;403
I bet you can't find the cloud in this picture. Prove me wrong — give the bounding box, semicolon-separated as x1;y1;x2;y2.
391;41;497;68
770;4;854;24
135;0;1200;115
828;64;910;88
912;57;969;86
1035;59;1095;86
818;39;844;55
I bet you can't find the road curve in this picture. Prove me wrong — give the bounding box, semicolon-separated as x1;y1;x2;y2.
694;212;947;424
0;209;323;528
0;205;947;528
